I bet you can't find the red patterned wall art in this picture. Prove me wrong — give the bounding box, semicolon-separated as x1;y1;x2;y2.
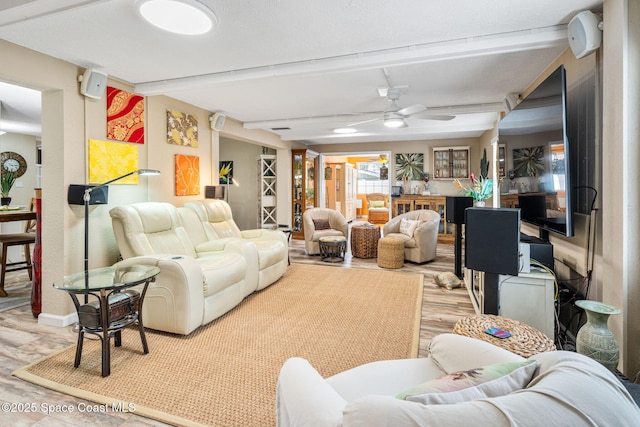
175;154;200;196
107;86;145;143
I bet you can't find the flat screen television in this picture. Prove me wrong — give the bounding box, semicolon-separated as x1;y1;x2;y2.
499;65;573;238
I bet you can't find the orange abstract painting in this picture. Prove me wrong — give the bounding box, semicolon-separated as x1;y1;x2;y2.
175;154;200;196
107;87;145;143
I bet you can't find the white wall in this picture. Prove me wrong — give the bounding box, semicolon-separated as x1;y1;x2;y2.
220;138;263;230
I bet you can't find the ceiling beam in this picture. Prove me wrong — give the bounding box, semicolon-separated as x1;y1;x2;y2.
135;25;568;96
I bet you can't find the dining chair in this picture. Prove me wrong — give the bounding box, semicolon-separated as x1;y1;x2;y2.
0;198;36;297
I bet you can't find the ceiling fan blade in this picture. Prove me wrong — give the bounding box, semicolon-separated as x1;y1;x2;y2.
397;104;426;116
346;117;381;127
410;113;456;121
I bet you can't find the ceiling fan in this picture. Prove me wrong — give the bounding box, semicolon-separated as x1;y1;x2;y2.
348;87;455;129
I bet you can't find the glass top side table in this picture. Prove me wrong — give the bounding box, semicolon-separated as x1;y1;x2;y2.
54;265;160;377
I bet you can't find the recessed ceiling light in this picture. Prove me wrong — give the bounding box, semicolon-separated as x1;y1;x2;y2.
334;127;357;134
136;0;217;35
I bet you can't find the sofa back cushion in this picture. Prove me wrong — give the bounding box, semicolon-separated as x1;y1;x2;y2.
185;200;242;240
110;202;198;259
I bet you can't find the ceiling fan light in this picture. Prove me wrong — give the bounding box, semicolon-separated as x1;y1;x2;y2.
334;127;357;134
137;0;217;35
384;117;405;128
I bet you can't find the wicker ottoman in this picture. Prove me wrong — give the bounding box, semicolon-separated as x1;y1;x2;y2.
453;314;556;358
377;236;405;269
350;224;381;258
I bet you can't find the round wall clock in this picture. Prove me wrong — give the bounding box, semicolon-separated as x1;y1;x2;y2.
0;151;28;178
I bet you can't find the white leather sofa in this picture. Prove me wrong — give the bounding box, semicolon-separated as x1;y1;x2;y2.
382;210;440;263
277;333;640;427
184;200;288;290
110;202;260;335
302;208;348;255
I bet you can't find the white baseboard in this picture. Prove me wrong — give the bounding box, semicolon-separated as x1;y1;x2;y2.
38;311;78;328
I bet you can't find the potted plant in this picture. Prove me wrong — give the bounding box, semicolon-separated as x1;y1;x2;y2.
1;170;16;206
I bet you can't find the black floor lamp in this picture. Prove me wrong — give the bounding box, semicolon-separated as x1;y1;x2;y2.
68;169;161;301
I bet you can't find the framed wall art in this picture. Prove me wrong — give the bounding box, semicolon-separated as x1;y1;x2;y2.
175;154;200;196
106;87;145;143
167;109;199;147
88;139;139;184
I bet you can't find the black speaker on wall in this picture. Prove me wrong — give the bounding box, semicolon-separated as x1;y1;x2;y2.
446;196;474;224
465;207;521;276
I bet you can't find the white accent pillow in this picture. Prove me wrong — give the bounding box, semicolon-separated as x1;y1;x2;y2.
399;218;420;237
396;359;538;405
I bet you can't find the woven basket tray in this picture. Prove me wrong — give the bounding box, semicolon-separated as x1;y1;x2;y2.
453;314;556;358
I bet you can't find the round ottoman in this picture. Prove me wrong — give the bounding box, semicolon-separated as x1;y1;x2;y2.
377;236;405;269
350;224;381;259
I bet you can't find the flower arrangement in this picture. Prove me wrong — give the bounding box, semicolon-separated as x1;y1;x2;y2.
453;172;493;202
1;170;16;198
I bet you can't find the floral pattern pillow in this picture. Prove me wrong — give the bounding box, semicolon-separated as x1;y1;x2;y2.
396;360;538;405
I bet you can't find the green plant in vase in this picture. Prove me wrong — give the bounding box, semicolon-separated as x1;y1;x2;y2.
1;170;16;206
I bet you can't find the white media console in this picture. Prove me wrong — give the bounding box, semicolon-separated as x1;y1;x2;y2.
464;267;556;339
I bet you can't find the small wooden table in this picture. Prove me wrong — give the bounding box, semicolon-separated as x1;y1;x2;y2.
54;265;160;377
350;224;381;258
453;314;556;358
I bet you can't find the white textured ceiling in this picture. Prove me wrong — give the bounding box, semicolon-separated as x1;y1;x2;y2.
0;0;602;144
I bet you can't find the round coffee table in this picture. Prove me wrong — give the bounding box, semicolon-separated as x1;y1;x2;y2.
453;314;556;358
319;236;347;263
350;224;381;258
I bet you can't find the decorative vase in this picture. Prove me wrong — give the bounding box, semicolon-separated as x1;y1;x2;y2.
31;188;42;318
575;300;621;370
1;197;10;206
475;200;485;207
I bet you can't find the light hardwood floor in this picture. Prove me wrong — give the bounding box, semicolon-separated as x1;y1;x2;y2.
0;235;473;426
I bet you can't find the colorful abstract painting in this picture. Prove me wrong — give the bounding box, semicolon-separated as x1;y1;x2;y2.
219;161;233;184
175;154;200;196
167;109;199;147
106;87;145;143
88;139;139;184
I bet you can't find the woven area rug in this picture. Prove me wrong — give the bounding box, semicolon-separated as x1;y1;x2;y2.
13;264;423;426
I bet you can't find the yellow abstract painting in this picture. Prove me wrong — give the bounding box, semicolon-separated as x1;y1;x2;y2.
89;139;139;184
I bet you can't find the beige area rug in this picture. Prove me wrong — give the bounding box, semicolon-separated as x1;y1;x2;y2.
13;264;423;426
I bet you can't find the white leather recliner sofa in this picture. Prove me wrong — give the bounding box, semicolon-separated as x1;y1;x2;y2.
184;199;288;290
109;201;261;335
277;333;640;427
382;210;440;263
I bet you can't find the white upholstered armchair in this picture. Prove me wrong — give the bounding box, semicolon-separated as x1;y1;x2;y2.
382;210;440;263
302;208;348;255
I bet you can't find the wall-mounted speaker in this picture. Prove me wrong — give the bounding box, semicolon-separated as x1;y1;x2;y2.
210;112;226;131
79;69;108;99
68;184;109;205
568;10;602;59
205;185;225;199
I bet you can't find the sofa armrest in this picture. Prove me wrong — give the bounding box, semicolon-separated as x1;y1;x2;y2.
277;358;346;427
429;333;525;373
413;217;439;247
241;229;288;246
383;216;401;235
114;255;205;335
